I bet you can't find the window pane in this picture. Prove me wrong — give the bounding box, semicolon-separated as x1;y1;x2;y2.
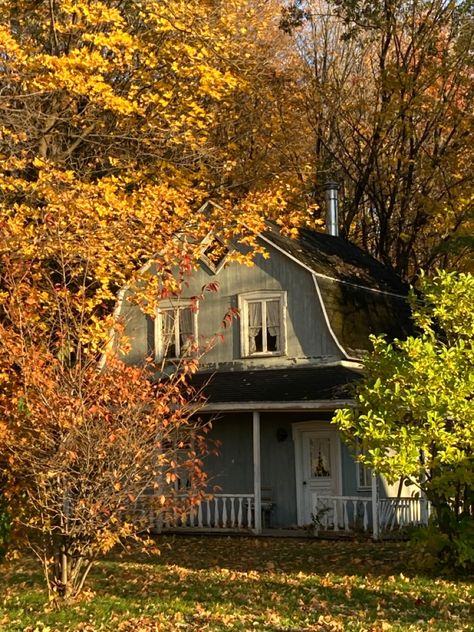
175;450;192;490
357;443;372;488
203;238;228;267
179;307;193;355
248;301;262;353
161;310;176;358
266;299;280;351
359;463;371;487
310;438;331;477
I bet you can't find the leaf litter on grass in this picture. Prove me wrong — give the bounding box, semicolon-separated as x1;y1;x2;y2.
0;537;472;632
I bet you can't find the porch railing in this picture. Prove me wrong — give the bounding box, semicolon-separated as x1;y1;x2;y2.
313;495;372;532
134;492;430;536
147;494;256;532
313;494;430;536
378;496;430;531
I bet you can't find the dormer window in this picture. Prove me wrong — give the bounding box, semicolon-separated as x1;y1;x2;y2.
155;303;198;361
238;291;287;357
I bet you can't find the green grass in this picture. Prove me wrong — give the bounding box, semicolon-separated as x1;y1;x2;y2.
0;536;472;631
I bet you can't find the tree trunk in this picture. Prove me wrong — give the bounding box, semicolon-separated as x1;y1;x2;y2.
48;544;92;603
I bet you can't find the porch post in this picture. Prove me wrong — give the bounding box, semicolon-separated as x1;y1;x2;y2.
371;473;379;540
253;410;262;534
420;489;429;526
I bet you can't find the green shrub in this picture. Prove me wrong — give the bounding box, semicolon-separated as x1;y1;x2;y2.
411;518;474;573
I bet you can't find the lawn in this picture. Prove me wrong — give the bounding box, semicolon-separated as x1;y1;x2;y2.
0;536;472;631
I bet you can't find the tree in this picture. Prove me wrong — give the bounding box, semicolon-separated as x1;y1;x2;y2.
0;1;309;233
0;0;290;601
0;345;210;601
205;1;318;212
333;271;474;568
280;0;474;279
0;176;231;601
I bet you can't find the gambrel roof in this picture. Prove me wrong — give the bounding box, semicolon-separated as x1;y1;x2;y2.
260;225;413;359
188;224;413;408
263;224;407;293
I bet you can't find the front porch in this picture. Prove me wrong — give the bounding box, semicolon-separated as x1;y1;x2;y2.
141;491;431;540
150;371;430;539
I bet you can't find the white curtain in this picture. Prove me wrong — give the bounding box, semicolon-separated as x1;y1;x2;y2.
266;300;280;349
248;302;262;353
310;438;331;477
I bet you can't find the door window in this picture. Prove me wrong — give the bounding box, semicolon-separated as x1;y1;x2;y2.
309;437;331;478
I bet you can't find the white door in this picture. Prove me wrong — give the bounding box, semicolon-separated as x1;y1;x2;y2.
301;430;340;524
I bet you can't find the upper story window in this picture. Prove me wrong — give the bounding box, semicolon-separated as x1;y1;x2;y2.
202;237;229;271
155;303;198;361
238;291;287;357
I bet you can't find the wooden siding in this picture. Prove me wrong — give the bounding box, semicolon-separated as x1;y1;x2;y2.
204;414;254;497
204;412;353;529
120;239;343;369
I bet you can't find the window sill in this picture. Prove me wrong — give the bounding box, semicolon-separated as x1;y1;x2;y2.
241;352;285;359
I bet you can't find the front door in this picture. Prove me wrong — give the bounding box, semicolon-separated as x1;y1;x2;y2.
301;430;340;524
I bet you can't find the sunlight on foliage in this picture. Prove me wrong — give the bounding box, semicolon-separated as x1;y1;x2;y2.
0;537;472;631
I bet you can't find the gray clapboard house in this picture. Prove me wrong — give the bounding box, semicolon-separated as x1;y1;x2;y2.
120;198;428;536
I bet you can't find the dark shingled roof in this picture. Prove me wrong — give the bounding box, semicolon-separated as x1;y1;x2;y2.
191;366;362;404
263;225;408;294
262;226;413;357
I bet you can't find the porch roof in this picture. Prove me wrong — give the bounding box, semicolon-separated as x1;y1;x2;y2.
192;365;362;408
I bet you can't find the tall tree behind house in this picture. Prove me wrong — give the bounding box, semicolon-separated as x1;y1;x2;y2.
281;0;474;279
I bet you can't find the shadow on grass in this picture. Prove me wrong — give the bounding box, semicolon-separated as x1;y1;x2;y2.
119;535;422;578
1;537;470;631
88;558;466;631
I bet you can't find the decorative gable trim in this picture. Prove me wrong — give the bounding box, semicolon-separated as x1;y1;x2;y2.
199;233;231;274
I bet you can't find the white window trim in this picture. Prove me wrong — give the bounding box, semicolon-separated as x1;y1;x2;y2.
356;442;372;490
200;233;231;274
154;301;199;362
238;290;287;358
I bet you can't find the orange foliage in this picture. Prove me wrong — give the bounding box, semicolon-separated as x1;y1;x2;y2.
0;0;300;601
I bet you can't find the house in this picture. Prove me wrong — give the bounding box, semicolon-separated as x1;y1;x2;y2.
119;196;429;537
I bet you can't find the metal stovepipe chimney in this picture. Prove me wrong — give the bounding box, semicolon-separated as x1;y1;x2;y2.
324;181;339;237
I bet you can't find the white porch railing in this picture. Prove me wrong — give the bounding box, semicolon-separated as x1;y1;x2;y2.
133;492;430;536
145;494;256;532
313;494;430;536
313;495;372;532
378;497;431;531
